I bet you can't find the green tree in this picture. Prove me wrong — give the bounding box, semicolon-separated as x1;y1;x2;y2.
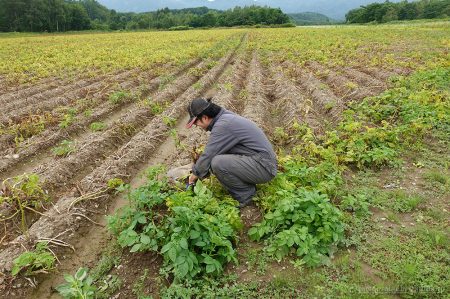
68;3;91;31
382;6;399;22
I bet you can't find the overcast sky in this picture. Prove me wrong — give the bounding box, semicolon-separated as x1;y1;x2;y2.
96;0;401;20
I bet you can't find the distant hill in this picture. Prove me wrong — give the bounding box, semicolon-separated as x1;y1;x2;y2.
98;0;405;20
288;12;339;25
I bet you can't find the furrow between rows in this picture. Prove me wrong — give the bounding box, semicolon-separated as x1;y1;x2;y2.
306;61;375;103
0;60;201;174
241;51;271;131
283;61;341;123
0;69;140;125
340;67;388;94
267;63;323;133
357;66;398;82
0;75;74;104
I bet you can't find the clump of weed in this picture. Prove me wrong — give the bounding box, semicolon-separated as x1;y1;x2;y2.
109;90;132;104
132;269;150;298
8;113;57;147
11;242;55;276
223;82;233;92
83;109;93;117
188;66;204;77
0;173;50;231
56;267;97;298
59;108;78;129
423;169;448;185
192;82;202;90
118;123;136;136
51;140;75;157
159;75;175;90
170;128;185;150
245;248;268;275
162;116;176;127
90;122;106;132
344;81;358;90
373;189;424;213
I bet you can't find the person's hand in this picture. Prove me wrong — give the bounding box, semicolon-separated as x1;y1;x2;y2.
186;174;198;190
188;174;198;185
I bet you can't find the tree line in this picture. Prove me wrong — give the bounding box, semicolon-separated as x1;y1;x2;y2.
0;0;291;32
346;0;450;23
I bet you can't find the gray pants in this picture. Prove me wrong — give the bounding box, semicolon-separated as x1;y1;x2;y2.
210;154;275;203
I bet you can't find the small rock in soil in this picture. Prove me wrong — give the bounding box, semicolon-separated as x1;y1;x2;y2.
383;183;398;189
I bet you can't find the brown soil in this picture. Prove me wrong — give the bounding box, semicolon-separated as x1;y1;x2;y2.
340;67;388;94
282;61;339;124
241;51;272;132
0;75;76;106
306;61;374;103
0;69;140;126
267;62;324;134
357;67;398;82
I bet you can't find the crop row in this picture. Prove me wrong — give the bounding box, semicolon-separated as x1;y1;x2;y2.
251;25;448;73
0;30;246;84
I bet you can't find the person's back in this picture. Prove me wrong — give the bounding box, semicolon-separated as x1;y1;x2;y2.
209;109;277;175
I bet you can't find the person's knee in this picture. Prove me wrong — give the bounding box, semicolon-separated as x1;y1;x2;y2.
211;155;226;174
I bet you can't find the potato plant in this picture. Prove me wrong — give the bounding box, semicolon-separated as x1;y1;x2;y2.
107;167;241;282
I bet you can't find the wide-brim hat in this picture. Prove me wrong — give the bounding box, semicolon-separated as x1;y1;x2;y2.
186;98;211;128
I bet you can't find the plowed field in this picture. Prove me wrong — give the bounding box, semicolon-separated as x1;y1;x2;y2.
0;23;448;298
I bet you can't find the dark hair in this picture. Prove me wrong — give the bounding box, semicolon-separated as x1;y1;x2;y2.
197;98;221;119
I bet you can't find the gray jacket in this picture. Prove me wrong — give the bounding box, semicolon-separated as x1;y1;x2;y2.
192;109;277;179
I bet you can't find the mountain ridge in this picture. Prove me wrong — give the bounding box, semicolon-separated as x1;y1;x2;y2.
96;0;402;20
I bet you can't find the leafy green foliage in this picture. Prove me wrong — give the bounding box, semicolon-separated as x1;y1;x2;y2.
162;180;241;281
162;116;176;127
51;139;75;157
89;121;106;132
346;0;450;24
161;274;300;299
59;108;78;129
250;68;448;270
339;193;370;217
0;173;49;231
0;113;57;148
249;188;344;266
288;68;450;170
56;267;97;299
107;166;241;283
109;90;132;104
11;242;55;276
372;189;424;213
106;178;126;191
